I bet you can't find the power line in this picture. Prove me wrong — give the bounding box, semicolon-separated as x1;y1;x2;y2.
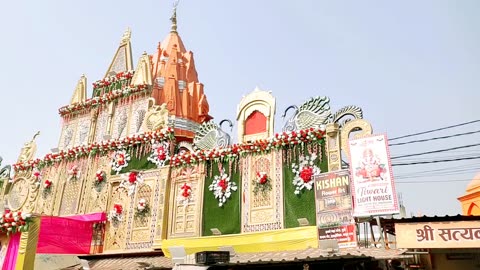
392;156;480;166
389;119;480;141
391;143;480;159
389;130;480;146
396;179;474;184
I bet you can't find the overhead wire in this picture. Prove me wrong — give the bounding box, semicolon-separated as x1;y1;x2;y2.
388;119;480;141
390;143;480;159
389;130;480;146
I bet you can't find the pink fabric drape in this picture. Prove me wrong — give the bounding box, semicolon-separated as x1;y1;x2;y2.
2;233;20;270
37;213;106;254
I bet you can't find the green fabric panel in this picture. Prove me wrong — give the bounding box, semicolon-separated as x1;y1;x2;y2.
283;142;327;228
202;161;241;236
110;148;158;175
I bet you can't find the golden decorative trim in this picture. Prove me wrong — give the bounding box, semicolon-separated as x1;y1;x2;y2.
340;119;373;159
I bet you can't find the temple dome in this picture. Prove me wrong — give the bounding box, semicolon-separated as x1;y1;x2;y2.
466;172;480;192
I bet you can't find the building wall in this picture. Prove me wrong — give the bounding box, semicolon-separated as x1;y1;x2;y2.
431;250;480;270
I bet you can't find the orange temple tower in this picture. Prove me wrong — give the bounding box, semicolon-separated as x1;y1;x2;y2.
150;7;212;140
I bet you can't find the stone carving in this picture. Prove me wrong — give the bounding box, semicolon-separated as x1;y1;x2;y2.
193;119;233;150
17;132;40;163
121;27;131;44
329;105;364;127
143;100;170;132
0;157;11;182
282;96;331;132
282;96;364;131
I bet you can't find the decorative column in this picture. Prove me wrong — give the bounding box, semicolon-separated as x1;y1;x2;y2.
15;217;41;270
325;123;341;172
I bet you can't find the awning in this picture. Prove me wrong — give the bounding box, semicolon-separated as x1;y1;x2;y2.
37;212;106;255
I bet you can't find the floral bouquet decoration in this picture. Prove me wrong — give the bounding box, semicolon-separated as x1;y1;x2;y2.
252;172;272;195
108;203;123;225
111;149;131;174
42;179;53;196
208;170;237;207
94;170;107;188
67;165;80;181
120;171;144;196
178;183;192;205
147;141;170;167
135;198;150;219
291;153;321;195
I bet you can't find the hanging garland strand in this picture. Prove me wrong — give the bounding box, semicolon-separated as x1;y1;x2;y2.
13;127;175;173
170;127;325;167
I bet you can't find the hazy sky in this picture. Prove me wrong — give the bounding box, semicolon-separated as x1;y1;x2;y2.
1;1;479;216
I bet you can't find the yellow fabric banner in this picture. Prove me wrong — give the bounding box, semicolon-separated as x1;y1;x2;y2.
159;226;318;258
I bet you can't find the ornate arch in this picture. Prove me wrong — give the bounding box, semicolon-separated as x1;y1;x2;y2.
236;87;276;143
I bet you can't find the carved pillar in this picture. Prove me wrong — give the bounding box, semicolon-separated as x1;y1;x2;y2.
15;217;40;270
88;108;99;144
106;102;115;136
325;123;341;172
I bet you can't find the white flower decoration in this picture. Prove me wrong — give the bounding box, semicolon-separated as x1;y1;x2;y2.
208;170;237;207
292;153;321;195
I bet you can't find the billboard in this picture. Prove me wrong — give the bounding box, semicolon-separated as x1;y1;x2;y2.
348;134;399;217
314;170;356;248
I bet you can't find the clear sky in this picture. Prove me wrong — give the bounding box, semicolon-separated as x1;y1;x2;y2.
1;0;479;216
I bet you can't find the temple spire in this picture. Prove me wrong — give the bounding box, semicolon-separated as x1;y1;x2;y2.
170;0;179;33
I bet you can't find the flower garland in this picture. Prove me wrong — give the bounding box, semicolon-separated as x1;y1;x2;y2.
120;171;144;196
252;172;272;195
208;170;237;207
0;210;32;235
67;165;80;181
178;183;192;205
13;127;174;173
12;127;320;173
94;170;106;188
147;141;170;167
111;150;131;174
291;154;321;195
58;83;148;117
170;127;326;167
92;70;134;90
108;204;123;224
135;198;150;218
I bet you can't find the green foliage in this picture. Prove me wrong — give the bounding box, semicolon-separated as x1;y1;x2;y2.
202;161;241;236
283;143;328;228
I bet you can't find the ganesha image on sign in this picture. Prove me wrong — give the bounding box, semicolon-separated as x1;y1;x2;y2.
355;148;386;182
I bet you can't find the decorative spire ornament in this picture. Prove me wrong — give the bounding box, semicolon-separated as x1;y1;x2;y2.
170;0;180;33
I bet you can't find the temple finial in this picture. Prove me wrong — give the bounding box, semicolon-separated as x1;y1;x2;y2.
170;0;180;33
121;27;131;44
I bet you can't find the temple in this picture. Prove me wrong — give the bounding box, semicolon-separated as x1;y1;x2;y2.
0;5;410;270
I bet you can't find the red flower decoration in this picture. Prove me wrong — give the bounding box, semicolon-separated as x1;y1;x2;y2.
117;154;125;165
181;183;192;198
299;167;314;183
113;204;123;214
128;172;138;184
256;172;268;184
96;171;104;182
218;178;228;191
44;179;52;189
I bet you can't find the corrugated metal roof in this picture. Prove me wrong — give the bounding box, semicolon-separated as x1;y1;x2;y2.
229;247;408;264
62;255;173;270
64;248;407;269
